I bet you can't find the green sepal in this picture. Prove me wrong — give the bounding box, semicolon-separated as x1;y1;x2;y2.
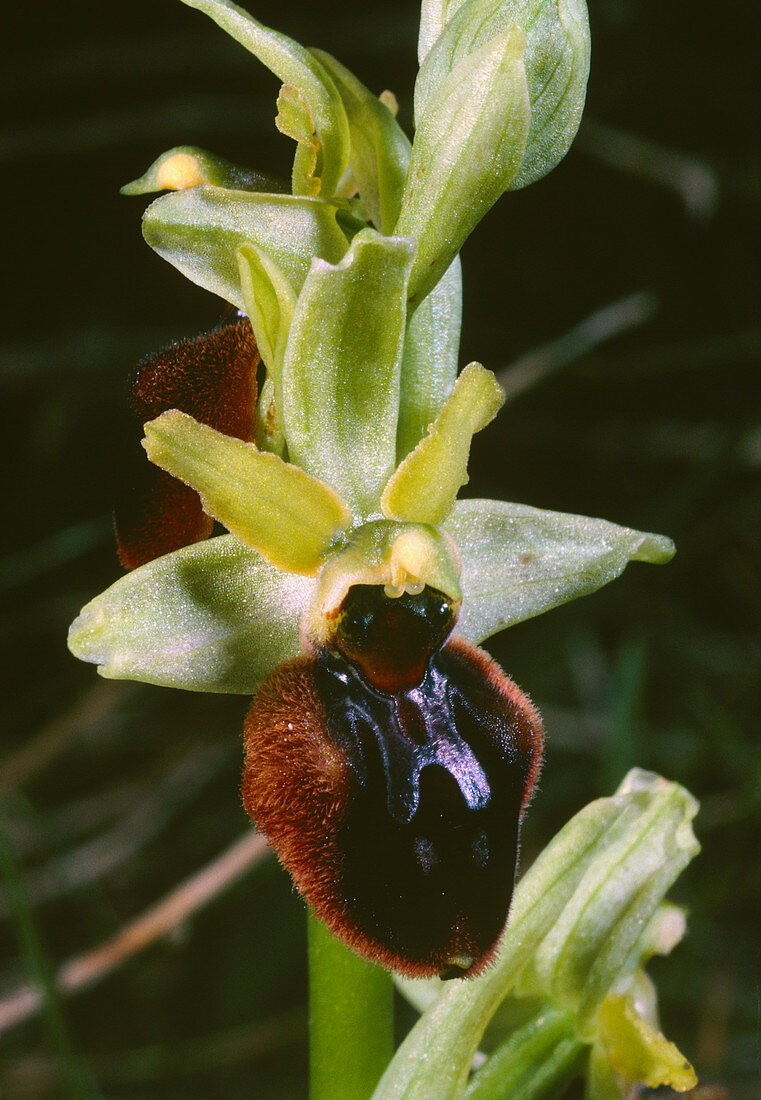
309;49;411;234
179;0;350;198
382;362;504;525
281;229;415;516
67;535;311;694
415;0;591;191
142;185;348;310
143;410;352;575
397;255;462;461
396;31;530;306
373;770;699;1100
444;499;675;644
120;145;286;196
236;243;296;452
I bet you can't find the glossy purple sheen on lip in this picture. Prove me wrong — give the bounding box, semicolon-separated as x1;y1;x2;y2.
243;585;543;979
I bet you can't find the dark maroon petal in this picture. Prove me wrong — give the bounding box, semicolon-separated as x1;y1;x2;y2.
115;464;214;571
115;316;259;570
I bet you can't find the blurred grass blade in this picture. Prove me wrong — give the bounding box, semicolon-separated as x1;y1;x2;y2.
0;812;97;1099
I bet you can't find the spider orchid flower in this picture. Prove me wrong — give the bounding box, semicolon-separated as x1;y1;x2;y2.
69;0;676;987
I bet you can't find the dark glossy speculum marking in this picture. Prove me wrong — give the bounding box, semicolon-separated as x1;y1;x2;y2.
242;585;543;979
332;583;458;692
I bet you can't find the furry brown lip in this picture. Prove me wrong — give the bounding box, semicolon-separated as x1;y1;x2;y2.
242;583;544;979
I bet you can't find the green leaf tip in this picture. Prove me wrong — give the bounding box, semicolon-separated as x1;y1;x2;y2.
382;362;505;526
143;410;352;575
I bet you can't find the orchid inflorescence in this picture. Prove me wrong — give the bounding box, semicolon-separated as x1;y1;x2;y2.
69;0;699;1093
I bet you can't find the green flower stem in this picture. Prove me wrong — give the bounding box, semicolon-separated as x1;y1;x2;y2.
308;914;394;1099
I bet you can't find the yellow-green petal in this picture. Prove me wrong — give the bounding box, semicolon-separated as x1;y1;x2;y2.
381;362;504;525
595;994;697;1092
143;410;352;575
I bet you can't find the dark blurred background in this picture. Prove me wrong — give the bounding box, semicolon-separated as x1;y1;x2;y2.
2;0;759;1096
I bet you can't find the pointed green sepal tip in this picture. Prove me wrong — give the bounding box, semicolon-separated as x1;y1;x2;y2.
67;535;312;694
382;362;504;526
142;410;352;575
120;146;284;196
631;532;676;565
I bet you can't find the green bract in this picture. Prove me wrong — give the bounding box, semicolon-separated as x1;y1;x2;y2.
415;0;591;190
385;770;699;1099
